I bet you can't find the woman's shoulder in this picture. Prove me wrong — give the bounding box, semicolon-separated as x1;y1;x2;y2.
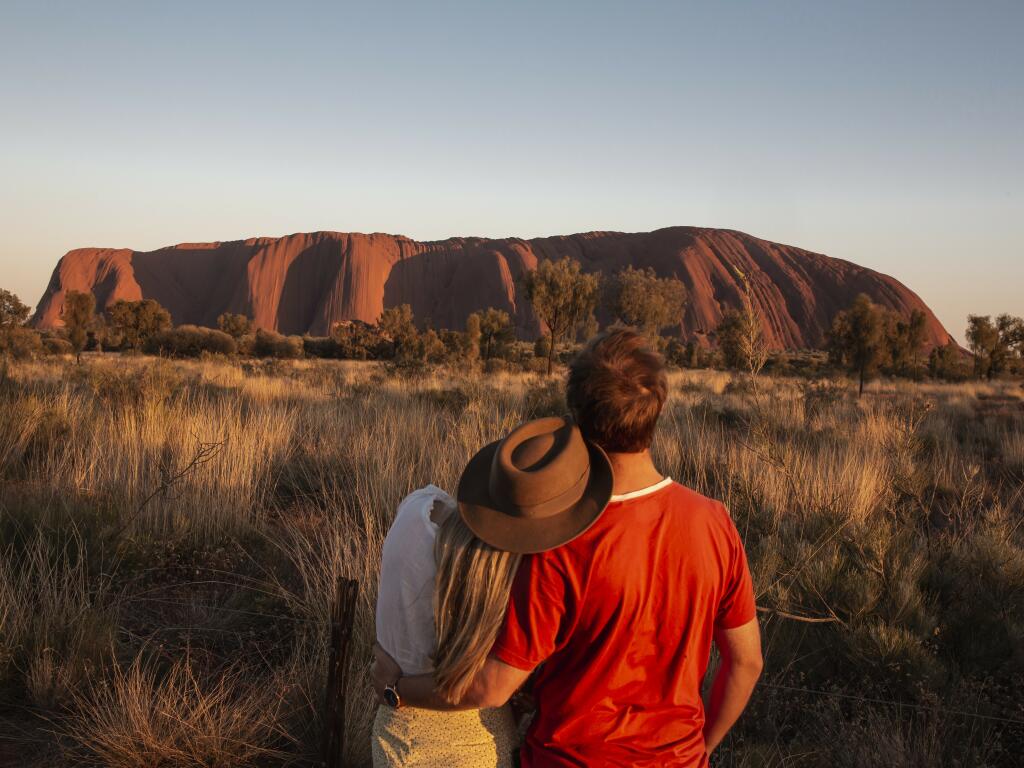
393;485;455;532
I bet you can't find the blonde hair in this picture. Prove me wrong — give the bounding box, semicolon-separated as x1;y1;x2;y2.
433;511;522;703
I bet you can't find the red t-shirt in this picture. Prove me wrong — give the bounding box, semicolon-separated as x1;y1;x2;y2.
491;480;756;767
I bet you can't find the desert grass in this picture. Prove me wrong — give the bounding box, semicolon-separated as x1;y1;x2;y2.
0;354;1022;766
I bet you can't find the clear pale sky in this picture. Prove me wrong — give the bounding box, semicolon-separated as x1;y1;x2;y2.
1;1;1021;342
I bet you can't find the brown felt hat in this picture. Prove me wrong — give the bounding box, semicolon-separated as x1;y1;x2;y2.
457;417;613;554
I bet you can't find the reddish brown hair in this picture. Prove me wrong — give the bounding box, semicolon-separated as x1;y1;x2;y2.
566;329;668;453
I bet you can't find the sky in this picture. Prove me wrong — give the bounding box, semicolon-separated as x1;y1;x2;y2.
1;1;1021;343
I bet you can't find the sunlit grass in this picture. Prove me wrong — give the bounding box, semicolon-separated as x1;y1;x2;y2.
1;354;1021;765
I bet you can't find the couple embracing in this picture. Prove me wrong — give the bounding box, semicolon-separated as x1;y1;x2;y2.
372;329;762;767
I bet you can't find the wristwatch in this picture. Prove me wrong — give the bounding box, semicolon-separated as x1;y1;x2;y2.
383;678;402;708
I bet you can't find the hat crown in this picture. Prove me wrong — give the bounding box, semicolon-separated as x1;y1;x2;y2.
489;417;590;516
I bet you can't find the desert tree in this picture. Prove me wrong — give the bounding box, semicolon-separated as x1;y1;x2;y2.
0;288;41;360
378;304;416;341
418;328;447;364
331;320;385;360
997;314;1024;372
62;290;96;364
664;339;703;369
107;299;172;350
968;313;1024;377
716;282;769;378
884;309;928;377
928;342;968;381
464;312;482;364
217;312;252;340
468;308;514;361
0;288;30;329
522;257;601;375
605;266;687;342
827;294;886;397
533;333;551;360
966;315;1009;379
438;316;481;365
378;304;424;362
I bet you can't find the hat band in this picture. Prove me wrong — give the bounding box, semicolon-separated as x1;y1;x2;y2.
493;464;591;520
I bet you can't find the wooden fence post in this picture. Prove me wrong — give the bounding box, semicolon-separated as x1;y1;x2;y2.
323;576;359;768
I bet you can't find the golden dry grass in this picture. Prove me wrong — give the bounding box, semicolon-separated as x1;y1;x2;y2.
1;354;1022;766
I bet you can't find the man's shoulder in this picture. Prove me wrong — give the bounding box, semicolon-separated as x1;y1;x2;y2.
657;481;732;523
581;480;734;541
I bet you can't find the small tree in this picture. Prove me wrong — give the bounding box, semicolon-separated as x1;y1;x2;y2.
464;312;482;364
470;308;514;361
717;310;750;370
522;257;601;375
966;315;1007;379
217;312;252;340
418;328;447;364
0;288;30;329
0;289;34;360
997;314;1024;373
379;304;415;341
107;299;172;350
533;334;551;360
929;342;968;381
62;290;96;364
827;294;886;397
716;283;768;378
884;309;927;377
331;320;386;360
605;266;686;342
378;304;427;362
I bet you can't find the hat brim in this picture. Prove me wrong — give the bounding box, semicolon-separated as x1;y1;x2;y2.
457;438;613;554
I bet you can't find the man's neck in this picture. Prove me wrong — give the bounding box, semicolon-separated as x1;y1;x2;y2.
606;449;665;496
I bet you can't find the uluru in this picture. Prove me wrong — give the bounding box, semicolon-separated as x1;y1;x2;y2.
33;226;953;350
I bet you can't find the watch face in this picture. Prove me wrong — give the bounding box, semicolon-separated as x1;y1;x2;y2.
383;687;400;708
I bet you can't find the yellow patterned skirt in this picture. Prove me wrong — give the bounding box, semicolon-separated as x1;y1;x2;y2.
371;705;518;767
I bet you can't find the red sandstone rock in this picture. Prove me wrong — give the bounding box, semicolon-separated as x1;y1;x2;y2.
33;227;953;350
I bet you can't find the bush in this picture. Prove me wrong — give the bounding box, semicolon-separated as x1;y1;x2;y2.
42;335;73;356
253;329;303;359
145;325;237;358
929;342;970;382
483;358;511;375
440;329;477;364
331;321;387;359
302;336;342;359
533;334;551;359
62;655;294;767
0;327;44;359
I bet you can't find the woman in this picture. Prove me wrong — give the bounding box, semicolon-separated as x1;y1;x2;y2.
371;417;613;767
371;484;521;767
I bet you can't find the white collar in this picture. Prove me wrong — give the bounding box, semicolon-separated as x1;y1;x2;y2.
609;476;673;502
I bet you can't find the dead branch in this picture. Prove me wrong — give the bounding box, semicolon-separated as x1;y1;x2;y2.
109;434;226;542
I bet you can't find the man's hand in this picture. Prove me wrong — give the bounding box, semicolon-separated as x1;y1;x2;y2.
703;618;763;755
372;643;402;704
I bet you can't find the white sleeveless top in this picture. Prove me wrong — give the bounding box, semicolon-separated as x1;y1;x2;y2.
375;485;454;675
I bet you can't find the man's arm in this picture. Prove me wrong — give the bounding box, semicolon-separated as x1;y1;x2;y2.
703;618;763;754
373;643;532;710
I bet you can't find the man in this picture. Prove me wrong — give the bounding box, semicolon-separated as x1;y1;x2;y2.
376;328;762;766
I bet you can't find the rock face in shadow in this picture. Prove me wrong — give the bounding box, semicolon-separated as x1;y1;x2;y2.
33;226;953;349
